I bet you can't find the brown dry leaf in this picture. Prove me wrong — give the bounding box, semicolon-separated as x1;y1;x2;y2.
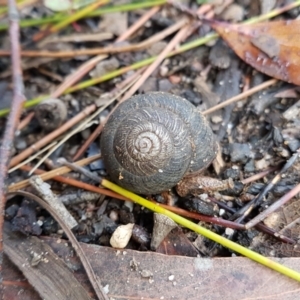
156;227;199;257
6;235;300;300
210;19;300;85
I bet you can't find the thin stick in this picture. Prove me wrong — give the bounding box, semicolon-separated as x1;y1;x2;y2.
9;104;96;168
233;152;299;223
0;1;167;31
7;154;101;192
0;0;26;288
116;5;160;42
16;111;34;131
0;19;188;58
8;141;57;173
245;182;300;230
16;164;129;201
203;79;277;115
32;0;110;42
122;21;190;100
241;167;278;185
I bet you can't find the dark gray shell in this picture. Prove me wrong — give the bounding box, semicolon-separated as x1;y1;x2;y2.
100;92;217;194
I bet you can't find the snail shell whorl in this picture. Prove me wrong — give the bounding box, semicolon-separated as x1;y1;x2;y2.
100;92;217;194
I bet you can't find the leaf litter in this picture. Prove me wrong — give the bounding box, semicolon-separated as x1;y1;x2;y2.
3;0;300;299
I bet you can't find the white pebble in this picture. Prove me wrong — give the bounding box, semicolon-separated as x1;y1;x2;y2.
110;223;134;249
168;275;175;281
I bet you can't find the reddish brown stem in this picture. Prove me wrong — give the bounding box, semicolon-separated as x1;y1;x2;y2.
0;0;26;292
18;164;129;201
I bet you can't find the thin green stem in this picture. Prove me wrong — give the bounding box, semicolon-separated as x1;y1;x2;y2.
102;179;300;283
1;0;299;117
0;0;167;31
0;33;216;117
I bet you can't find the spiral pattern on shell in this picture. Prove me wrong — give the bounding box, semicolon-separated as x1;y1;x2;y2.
100;92;217;194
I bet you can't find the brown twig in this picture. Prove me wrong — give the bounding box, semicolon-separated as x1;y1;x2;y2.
210;197;295;244
154;202;245;230
203;79;277;115
9;104;96;168
116;5;160;42
8;154;101;191
241;166;279;185
16;111;34;131
0;19;188;58
7;190;109;300
122;21;190;100
0;0;26;290
18;164;129;201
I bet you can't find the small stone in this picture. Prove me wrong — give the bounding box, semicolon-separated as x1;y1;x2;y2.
89;57;119;78
225;228;234;236
158;79;173;92
81;128;91;140
103;284;109;294
15;137;27;150
244;160;255;173
228;143;252;163
139;77;157;93
123;200;134;212
110;223;134;249
147;41;167;56
221;4;244;22
109;210;119;222
168;275;175;281
159;65;169;77
260;0;276;14
140;269;153;278
255;158;269;170
98;12;127;36
211;115;222;124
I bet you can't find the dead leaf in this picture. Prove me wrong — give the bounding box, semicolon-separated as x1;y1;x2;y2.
6;235;300;300
210;19;300;85
156;227;199;257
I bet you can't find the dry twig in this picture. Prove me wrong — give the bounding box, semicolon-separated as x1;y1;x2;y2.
0;0;26;289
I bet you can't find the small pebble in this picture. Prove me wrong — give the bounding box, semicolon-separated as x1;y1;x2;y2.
123;200;134;212
255;158;269;170
140;270;153;278
109;210;119;222
110;223;134;249
168;275;175;281
221;4;244;22
15;137;27;150
211;115;222;124
147;41;167;56
89;57;119;78
81;128;91;140
228;143;252;163
225;228;234;236
158;79;173;92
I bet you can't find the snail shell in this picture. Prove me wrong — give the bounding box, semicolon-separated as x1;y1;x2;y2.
100;92;217;194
